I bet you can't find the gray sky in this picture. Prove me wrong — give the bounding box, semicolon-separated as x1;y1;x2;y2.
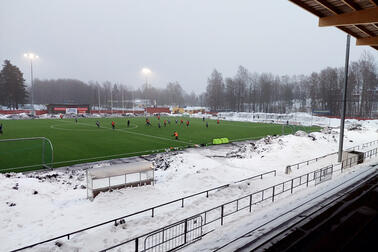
1;0;377;94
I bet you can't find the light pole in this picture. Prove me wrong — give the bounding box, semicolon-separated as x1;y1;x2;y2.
24;53;39;115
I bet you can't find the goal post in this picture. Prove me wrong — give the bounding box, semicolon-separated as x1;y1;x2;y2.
0;137;54;172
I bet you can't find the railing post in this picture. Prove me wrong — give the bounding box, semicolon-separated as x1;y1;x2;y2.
206;191;209;198
135;238;138;252
306;173;309;187
291;179;294;194
221;205;224;225
152;208;154;217
272;186;275;202
184;218;188;244
181;198;184;208
236;199;239;211
249;195;252;212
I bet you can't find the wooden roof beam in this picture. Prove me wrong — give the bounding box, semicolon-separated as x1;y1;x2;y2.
356;36;378;45
319;7;378;26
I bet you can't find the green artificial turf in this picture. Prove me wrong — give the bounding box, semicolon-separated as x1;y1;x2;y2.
0;116;320;172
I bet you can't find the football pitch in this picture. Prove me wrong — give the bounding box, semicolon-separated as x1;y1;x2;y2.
0;116;320;172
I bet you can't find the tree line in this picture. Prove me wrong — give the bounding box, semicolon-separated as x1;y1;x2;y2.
0;52;376;117
205;52;377;117
31;79;199;109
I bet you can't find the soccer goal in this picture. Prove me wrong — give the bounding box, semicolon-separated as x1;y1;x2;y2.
0;137;54;173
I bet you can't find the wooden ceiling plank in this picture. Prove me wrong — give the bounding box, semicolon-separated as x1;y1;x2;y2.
341;0;361;10
356;36;378;45
354;25;375;37
314;0;340;14
319;7;378;26
369;0;378;6
289;0;325;17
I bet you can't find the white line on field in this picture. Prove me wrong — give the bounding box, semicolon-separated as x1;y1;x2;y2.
58;120;193;145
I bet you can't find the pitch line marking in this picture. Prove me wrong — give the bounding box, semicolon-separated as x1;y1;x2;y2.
58;120;193;145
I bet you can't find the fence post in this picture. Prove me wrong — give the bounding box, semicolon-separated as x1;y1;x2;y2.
184;218;188;244
249;195;252;212
206;191;209;198
306;173;309;187
291;179;294;194
274;170;276;176
152;208;154;217
272;186;275;202
135;238;138;252
182;198;184;208
221;205;224;225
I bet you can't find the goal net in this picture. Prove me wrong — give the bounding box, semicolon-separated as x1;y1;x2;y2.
0;137;54;173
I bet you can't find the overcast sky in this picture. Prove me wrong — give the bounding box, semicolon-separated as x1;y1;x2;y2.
1;0;377;94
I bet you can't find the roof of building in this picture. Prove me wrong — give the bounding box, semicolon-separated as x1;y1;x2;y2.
290;0;378;50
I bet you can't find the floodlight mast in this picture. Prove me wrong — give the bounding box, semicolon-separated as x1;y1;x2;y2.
24;53;39;116
337;35;351;163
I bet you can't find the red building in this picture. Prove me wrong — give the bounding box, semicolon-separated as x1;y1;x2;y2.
145;107;170;114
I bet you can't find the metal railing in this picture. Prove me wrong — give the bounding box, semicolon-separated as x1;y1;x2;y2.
12;170;276;252
102;147;378;251
287;139;378;170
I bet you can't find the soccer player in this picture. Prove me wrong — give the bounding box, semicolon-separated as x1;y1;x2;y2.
180;119;183;125
217;119;220;124
168;119;171;125
157;115;160;120
158;122;161;128
175;119;178;124
203;117;205;122
0;123;3;135
111;121;115;130
75;117;78;123
164;120;167;127
206;122;208;128
173;131;178;140
60;114;63;119
127;120;130;127
186;120;189;127
146;119;151;127
96;121;100;128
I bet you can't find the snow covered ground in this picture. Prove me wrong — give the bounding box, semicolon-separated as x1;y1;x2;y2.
0;113;377;252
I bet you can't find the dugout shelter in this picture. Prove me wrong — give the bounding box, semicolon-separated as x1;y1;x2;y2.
86;161;154;199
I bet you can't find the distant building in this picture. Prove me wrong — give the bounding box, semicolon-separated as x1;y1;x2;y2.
145;107;170;114
46;104;90;114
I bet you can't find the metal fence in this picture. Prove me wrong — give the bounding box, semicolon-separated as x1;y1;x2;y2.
12;170;276;252
287;139;378;171
102;147;378;252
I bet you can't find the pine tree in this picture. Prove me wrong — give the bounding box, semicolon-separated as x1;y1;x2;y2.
0;60;28;109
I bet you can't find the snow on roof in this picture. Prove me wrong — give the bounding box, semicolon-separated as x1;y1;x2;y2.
88;161;153;179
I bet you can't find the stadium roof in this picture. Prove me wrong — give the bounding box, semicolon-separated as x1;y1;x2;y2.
289;0;378;50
